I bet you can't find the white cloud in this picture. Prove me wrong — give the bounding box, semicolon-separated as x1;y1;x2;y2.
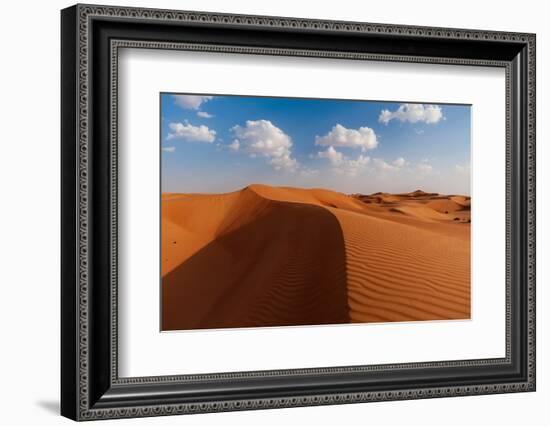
167;122;216;143
414;128;425;135
231;120;298;171
317;146;370;176
173;95;213;110
372;158;395;171
345;155;371;176
228;139;240;151
300;168;319;177
197;111;214;118
393;157;407;167
315;124;378;152
270;155;299;171
417;162;434;174
370;157;408;172
317;146;344;166
162;146;175;153
379;104;443;125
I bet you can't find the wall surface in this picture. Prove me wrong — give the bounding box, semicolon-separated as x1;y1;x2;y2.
0;0;546;424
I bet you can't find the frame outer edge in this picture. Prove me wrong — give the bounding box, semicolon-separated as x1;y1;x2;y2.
76;2;90;420
527;33;536;390
61;4;80;422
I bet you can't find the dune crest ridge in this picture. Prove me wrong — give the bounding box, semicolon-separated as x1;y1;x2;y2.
162;184;470;330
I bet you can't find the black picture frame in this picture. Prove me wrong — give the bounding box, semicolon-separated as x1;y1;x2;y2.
61;4;536;421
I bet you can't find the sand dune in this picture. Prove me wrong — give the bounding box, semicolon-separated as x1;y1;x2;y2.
162;184;470;330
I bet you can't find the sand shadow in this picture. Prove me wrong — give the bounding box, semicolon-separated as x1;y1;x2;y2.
162;199;348;331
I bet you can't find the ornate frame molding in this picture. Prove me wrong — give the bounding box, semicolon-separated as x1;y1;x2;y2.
61;4;536;421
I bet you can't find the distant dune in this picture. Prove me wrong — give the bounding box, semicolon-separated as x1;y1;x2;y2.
162;184;470;330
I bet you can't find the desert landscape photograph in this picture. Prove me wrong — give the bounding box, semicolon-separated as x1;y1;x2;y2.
160;94;471;331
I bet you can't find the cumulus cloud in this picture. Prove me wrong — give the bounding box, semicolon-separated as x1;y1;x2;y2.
231;120;298;171
167;122;216;143
393;157;407;167
370;157;409;172
317;146;344;166
379;104;443;125
197;111;214;118
228;139;240;151
417;162;434;174
161;146;175;153
315;124;378;152
173;95;213;110
372;159;394;171
344;155;371;176
270;155;299;171
317;146;370;176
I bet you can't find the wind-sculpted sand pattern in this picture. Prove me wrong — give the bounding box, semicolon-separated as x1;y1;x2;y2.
161;184;470;330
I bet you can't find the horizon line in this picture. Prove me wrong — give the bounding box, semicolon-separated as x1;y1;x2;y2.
161;183;471;197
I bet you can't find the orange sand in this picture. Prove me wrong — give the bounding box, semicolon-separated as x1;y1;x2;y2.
162;185;470;330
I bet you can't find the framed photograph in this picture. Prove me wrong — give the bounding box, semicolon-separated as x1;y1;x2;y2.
61;4;536;421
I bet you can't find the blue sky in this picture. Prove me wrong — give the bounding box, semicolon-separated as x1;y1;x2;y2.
160;93;471;195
